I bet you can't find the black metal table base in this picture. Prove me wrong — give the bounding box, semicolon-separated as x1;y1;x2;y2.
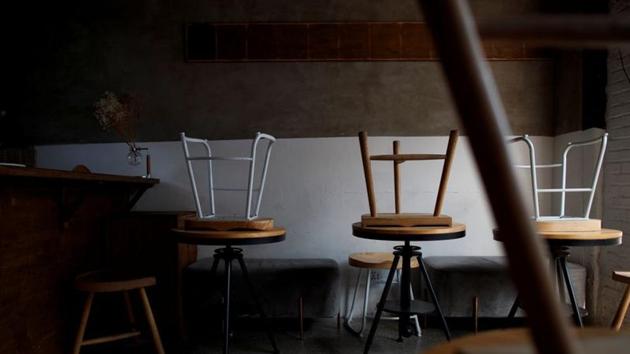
208;246;279;354
507;246;584;327
363;242;451;354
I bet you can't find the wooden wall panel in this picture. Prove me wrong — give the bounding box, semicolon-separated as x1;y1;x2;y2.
185;22;548;62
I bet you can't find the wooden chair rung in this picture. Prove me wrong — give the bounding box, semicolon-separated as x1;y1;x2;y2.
370;154;446;162
81;331;142;346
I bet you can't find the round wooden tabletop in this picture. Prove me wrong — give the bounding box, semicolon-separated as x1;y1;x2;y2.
494;228;623;247
423;328;625;354
172;227;286;245
352;222;466;242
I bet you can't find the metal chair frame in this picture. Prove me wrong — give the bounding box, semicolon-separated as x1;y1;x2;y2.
510;133;608;220
180;132;276;220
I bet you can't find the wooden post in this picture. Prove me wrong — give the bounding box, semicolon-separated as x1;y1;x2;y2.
394;141;401;214
418;1;577;354
434;130;458;216
359;132;377;216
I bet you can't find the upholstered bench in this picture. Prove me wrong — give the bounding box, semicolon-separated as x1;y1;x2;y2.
422;256;586;320
183;258;340;337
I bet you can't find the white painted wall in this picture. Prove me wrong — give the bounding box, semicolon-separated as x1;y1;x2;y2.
36;135;554;312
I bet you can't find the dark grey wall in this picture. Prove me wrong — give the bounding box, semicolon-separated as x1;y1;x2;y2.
4;0;553;145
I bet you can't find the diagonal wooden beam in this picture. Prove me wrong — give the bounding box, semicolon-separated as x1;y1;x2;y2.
418;1;578;354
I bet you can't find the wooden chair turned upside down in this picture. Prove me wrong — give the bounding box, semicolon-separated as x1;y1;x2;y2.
358;130;458;227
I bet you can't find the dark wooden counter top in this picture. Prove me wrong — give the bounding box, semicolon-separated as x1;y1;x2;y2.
0;165;159;185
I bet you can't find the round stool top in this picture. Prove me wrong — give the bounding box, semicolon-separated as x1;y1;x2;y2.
423;328;623;354
494;228;622;247
349;252;419;269
172;227;286;245
613;271;630;284
74;270;156;293
352;222;466;242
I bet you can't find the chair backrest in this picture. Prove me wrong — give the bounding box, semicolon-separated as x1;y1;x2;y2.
510;133;608;220
180;132;276;220
358;130;459;216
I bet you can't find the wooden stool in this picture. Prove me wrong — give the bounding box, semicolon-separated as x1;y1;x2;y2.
72;270;165;354
345;252;421;337
612;271;630;331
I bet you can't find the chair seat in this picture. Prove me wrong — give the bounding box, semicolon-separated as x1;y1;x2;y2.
349;252;419;269
74;270;156;293
613;271;630;284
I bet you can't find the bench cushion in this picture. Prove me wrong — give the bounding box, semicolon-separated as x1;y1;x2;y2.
184;258;340;319
423;256;586;317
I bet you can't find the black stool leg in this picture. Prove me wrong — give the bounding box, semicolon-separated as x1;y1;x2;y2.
507;296;520;320
418;255;451;340
210;255;220;276
236;255;280;353
223;256;232;354
559;256;583;327
398;246;412;342
363;254;400;354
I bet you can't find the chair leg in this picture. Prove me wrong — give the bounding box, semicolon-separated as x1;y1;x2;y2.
359;269;371;336
364;255;400;354
344;269;364;336
612;285;630;331
123;291;137;330
139;288;166;354
73;292;94;354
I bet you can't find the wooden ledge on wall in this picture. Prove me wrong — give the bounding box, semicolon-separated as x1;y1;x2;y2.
184;22;549;62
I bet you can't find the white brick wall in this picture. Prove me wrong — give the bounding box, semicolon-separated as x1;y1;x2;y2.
597;0;630;325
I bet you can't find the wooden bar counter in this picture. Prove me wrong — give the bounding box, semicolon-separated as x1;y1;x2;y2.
0;166;158;354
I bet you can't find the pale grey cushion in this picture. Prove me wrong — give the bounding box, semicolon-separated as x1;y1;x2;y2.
422;256;586;317
184;258;340;319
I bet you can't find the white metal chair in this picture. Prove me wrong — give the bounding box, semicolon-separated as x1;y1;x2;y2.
180;132;276;220
509;133;608;221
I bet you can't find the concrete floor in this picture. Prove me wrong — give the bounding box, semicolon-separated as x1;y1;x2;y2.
190;319;467;354
85;318;471;354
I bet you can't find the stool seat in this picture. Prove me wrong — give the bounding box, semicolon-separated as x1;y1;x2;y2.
613;271;630;284
349;252;419;269
74;270;156;293
72;270;164;354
